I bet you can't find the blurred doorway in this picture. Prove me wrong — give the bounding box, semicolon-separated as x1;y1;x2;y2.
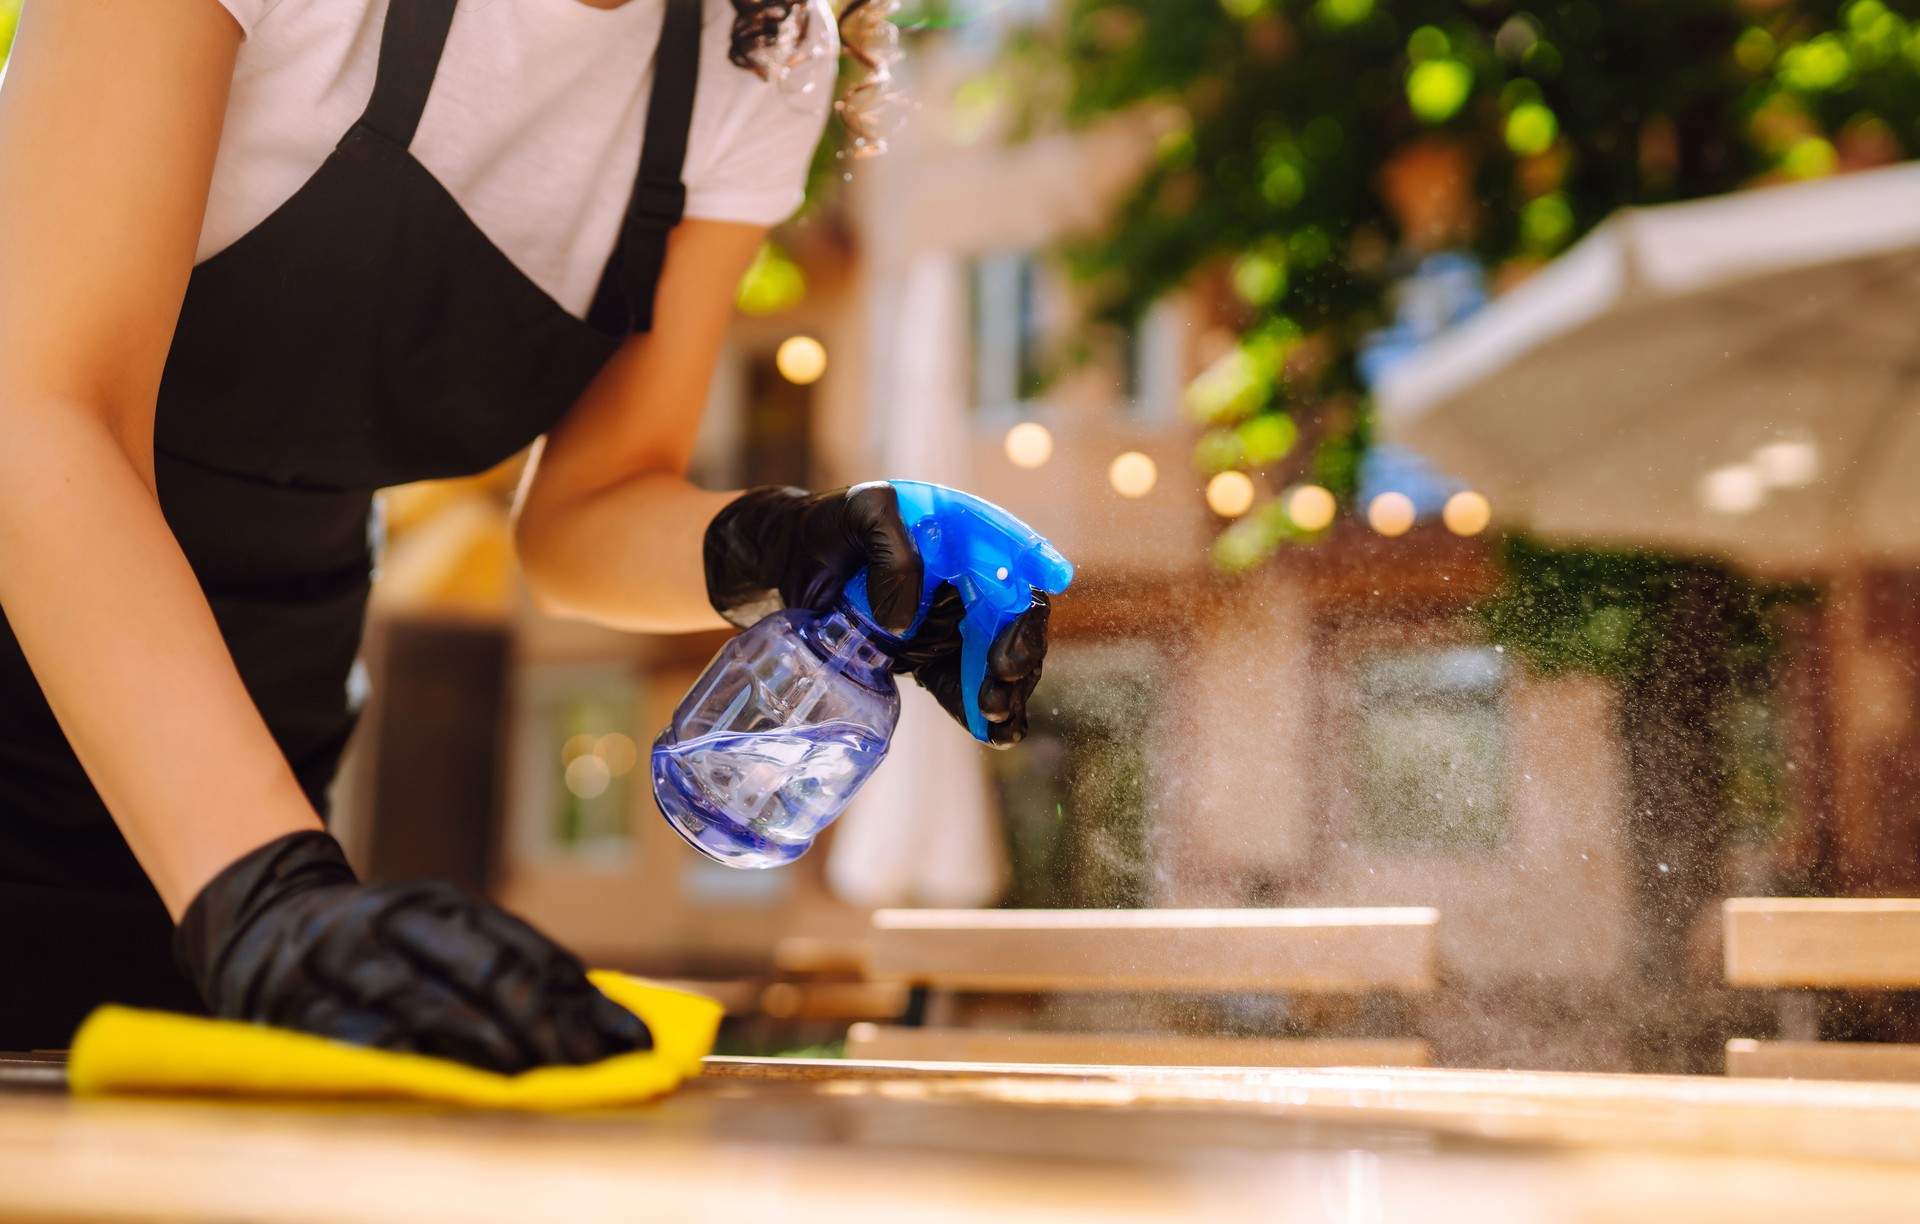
742;351;815;488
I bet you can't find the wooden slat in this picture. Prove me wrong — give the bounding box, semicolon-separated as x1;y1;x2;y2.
760;982;911;1021
1724;898;1920;989
650;978;764;1016
844;1024;1429;1068
773;936;871;977
867;907;1439;994
1728;1040;1920;1083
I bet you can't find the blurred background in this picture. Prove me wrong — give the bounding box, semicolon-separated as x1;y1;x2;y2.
16;0;1920;1072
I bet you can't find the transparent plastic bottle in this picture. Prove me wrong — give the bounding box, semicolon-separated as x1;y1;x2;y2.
651;601;900;868
653;481;1074;869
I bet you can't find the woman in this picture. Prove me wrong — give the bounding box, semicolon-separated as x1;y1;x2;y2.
0;0;1051;1067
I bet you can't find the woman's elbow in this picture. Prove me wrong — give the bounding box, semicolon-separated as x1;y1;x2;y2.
510;499;582;619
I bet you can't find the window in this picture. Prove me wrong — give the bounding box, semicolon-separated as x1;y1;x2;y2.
1119;297;1186;421
682;857;794;908
970;252;1049;411
509;666;642;861
1352;645;1511;851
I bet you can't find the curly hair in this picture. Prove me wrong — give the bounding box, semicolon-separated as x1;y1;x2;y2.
727;0;806;67
728;0;900;155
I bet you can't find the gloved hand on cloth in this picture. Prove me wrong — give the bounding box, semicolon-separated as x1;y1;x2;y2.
173;830;646;1073
66;831;721;1108
703;481;1053;746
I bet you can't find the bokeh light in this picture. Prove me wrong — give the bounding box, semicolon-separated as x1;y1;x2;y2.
1286;484;1337;531
735;242;807;316
1504;103;1559;156
1753;439;1818;488
775;335;828;385
1109;451;1158;498
1205;471;1257;518
561;733;598;765
1443;490;1492;536
1699;464;1765;515
595;733;638;778
1406;59;1473;124
1367;491;1417;536
564;753;612;800
1004;422;1054;469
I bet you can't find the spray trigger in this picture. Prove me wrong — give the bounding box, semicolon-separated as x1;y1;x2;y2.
843;481;1074;741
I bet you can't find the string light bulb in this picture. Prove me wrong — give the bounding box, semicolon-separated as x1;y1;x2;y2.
1004;422;1054;469
1286;484;1337;531
565;753;612;800
1443;490;1491;536
775;335;828;385
1109;452;1158;498
1367;491;1416;537
1205;471;1256;518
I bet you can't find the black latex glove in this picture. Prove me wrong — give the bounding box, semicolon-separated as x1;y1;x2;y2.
704;482;1051;746
174;831;649;1074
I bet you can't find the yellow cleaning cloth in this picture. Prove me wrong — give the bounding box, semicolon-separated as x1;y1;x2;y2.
67;972;722;1111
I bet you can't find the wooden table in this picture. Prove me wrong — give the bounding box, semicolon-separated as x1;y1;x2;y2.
11;1056;1920;1222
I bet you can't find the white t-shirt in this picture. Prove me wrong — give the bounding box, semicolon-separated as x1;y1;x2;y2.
204;0;835;317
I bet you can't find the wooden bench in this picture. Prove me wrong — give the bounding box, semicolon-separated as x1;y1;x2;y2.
853;907;1438;1069
759;935;908;1023
1724;898;1920;1082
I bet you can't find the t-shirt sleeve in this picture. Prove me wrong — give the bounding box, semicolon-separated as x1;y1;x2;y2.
684;13;839;227
210;0;275;36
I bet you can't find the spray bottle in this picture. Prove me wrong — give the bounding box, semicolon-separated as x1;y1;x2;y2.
651;481;1075;868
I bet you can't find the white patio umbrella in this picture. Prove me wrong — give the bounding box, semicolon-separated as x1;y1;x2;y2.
1375;161;1920;575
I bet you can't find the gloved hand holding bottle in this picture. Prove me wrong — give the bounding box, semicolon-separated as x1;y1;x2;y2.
702;482;1056;746
659;480;1073;869
174;831;649;1074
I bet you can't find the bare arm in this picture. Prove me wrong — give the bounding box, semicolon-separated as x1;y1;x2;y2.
0;0;322;918
514;218;769;632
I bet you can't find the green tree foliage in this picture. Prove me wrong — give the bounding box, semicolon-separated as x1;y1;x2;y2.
1019;0;1920;562
1475;535;1808;685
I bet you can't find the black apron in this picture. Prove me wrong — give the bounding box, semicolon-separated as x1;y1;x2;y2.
0;0;703;1049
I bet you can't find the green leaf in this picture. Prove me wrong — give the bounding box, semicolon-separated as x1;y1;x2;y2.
1237;413;1299;465
1504;103;1559;156
1231;250;1288;305
1407;60;1474;123
736;242;807;316
1315;0;1373;30
1778;33;1853;92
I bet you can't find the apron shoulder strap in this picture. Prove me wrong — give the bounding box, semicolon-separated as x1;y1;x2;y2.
354;0;461;150
587;0;704;337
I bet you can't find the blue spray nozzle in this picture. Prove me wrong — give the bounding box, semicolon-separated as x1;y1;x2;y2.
842;481;1074;741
